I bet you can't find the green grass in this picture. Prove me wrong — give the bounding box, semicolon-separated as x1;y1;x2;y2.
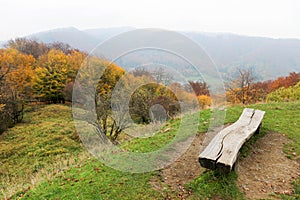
121;111;203;153
13;159;163;200
251;102;300;160
121;118;180;153
2;101;300;199
0;104;84;198
186;171;244;200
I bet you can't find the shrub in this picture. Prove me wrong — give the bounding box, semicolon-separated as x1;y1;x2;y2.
197;95;212;109
267;82;300;102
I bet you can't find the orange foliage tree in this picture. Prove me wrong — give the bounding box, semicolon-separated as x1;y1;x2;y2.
226;68;257;104
0;48;36;132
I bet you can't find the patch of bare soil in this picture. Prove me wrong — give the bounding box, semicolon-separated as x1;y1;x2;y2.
237;132;300;199
150;133;205;199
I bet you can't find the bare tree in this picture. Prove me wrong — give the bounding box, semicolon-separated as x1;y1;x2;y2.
6;38;49;58
131;67;152;78
187;81;209;96
151;67;173;85
226;68;257;104
96;93;131;143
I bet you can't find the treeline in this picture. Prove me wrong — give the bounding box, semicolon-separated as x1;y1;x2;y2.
226;68;299;104
0;39;87;133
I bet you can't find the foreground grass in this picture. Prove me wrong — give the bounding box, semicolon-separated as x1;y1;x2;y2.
251;102;300;160
3;101;300;199
0;105;84;198
186;171;244;200
13;159;163;200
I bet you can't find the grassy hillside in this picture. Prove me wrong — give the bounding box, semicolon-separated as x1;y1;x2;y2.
1;102;299;199
0;105;84;198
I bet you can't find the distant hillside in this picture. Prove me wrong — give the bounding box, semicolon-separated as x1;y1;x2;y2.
0;40;5;47
186;33;300;80
27;27;98;52
3;27;300;80
84;26;134;43
27;27;134;52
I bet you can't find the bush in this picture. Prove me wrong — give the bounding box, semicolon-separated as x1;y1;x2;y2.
197;95;212;109
0;97;24;134
267;82;300;102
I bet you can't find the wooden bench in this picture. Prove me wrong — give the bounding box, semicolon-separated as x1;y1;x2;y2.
199;108;265;173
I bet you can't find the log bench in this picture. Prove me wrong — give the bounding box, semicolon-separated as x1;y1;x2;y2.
199;108;265;173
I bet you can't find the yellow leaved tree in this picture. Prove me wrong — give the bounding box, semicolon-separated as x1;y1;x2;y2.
34;49;70;103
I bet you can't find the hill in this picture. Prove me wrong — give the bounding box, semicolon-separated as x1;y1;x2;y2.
186;33;300;80
27;27;99;51
84;26;134;42
25;27;134;53
1;27;299;79
1;101;299;199
10;27;299;80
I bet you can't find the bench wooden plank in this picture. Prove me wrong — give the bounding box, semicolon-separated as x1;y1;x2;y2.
199;108;265;172
199;108;254;169
216;109;265;173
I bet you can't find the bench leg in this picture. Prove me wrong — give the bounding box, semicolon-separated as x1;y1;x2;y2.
232;152;240;172
255;123;262;135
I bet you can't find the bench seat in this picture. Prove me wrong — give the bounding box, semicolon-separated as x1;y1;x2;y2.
199;108;265;173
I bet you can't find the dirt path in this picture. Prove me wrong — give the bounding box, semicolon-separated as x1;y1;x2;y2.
150;133;205;199
151;132;299;199
237;132;300;199
161;134;205;186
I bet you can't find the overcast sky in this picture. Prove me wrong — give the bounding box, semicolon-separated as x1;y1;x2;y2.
1;0;299;41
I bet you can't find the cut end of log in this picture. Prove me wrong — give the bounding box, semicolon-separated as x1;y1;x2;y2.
199;157;216;170
216;162;232;174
